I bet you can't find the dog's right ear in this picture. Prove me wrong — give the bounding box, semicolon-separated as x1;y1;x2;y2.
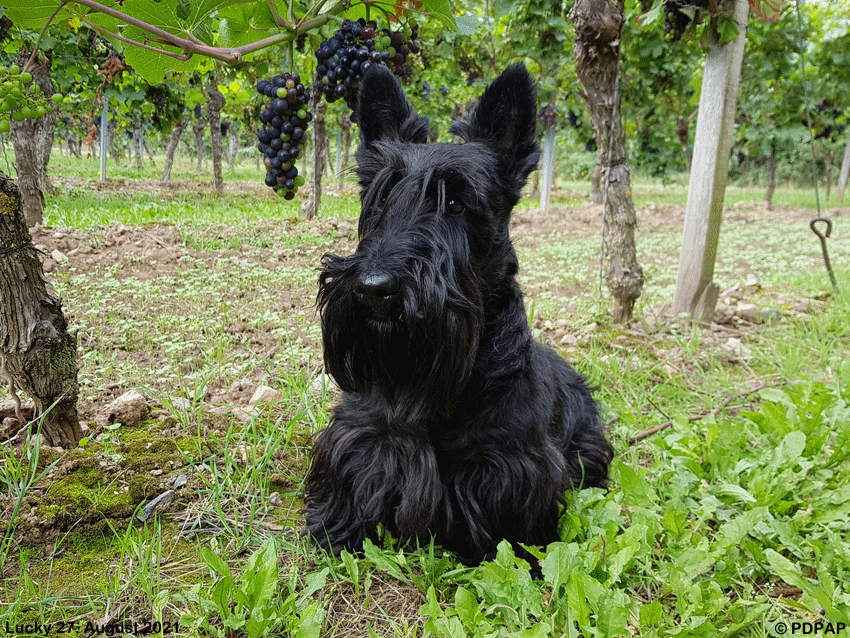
355;64;430;144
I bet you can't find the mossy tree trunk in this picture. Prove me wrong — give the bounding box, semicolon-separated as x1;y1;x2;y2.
569;0;644;324
0;174;82;448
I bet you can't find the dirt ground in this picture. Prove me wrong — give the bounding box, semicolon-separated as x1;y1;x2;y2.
18;179;849;423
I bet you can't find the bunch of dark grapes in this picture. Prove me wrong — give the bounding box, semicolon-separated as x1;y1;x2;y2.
538;105;558;128
255;72;311;199
314;18;420;120
663;0;709;41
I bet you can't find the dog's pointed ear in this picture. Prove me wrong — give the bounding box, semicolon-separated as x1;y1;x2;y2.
355;64;430;144
450;64;540;182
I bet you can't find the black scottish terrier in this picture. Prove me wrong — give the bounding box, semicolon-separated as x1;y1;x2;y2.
304;63;613;573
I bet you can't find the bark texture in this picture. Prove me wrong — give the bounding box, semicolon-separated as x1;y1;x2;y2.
207;84;226;193
0;174;82;448
192;105;208;173
569;0;644;324
161;117;188;182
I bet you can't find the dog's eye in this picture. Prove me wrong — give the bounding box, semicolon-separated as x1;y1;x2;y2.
447;199;464;215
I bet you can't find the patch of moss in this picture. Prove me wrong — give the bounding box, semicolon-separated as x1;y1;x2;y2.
117;434;186;473
128;473;160;502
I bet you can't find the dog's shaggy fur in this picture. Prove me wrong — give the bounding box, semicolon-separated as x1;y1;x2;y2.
304;64;613;574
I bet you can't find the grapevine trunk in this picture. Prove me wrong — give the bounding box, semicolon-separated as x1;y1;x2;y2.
0;174;83;448
570;0;644;324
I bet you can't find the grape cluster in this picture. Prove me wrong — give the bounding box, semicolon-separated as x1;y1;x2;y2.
314;18;420;119
538;106;558;128
0;64;63;133
255;72;312;199
663;0;709;40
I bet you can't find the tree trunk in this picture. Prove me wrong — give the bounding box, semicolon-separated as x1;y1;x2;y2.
207;83;226;193
676;117;692;171
132;113;144;170
300;93;326;220
228;126;237;172
161;117;188;182
0;174;82;448
107;116;121;166
569;0;644;324
672;0;748;323
192;106;207;173
339;114;352;192
765;138;777;209
589;165;603;203
9;53;45;227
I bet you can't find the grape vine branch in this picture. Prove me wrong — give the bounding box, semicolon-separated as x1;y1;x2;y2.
26;0;348;65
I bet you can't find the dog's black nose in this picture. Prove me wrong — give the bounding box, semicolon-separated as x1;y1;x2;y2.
355;272;399;309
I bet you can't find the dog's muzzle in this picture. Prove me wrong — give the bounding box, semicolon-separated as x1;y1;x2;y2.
355;271;400;320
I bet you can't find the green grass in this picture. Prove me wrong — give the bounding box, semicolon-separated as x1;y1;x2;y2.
2;163;849;637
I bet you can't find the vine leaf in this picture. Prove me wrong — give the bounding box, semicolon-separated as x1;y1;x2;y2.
2;0;66;30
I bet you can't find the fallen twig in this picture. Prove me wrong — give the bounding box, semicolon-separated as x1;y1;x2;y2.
628;381;787;445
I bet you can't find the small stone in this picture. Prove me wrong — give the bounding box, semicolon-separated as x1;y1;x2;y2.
169;474;188;490
269;492;283;506
136;489;175;521
736;303;761;324
248;385;282;408
102;389;150;427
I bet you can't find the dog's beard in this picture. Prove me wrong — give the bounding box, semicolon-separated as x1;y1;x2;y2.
318;252;483;420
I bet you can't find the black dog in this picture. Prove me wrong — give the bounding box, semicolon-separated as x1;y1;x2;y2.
304;63;613;573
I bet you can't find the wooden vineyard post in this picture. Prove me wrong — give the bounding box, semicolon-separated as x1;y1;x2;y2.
672;0;749;322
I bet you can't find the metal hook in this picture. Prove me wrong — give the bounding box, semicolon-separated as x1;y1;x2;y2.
810;217;838;292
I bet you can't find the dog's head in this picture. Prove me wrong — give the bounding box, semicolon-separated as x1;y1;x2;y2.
318;65;540;417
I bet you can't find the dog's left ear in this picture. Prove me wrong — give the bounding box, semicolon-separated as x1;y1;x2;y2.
356;64;430;144
450;64;540;183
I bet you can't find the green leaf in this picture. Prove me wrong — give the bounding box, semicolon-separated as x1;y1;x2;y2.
714;507;770;552
419;0;457;31
341;549;360;599
455;14;478;36
764;549;838;616
199;546;232;578
119;28;197;85
294;600;324;638
211;575;234;619
640;600;663;628
454;586;490;630
237;537;279;612
299;567;329;602
567;570;591;628
1;0;65;29
640;0;664;27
